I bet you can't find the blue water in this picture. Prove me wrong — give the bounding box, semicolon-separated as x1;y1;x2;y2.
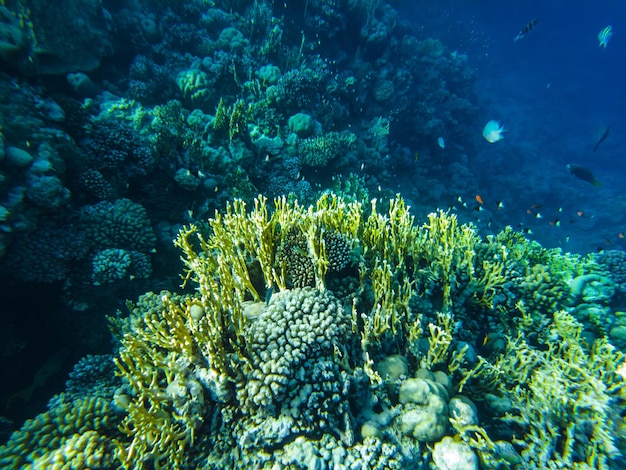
400;0;626;253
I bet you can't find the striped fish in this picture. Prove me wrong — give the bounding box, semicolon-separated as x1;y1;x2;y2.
514;19;538;42
598;25;613;48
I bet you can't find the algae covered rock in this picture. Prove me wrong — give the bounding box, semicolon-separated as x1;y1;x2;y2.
432;436;478;470
397;377;449;442
448;395;478;427
288;112;318;137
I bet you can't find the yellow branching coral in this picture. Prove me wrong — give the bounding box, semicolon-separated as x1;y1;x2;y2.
420;312;467;372
98;192;570;468
473;258;507;309
458;310;625;468
110;292;209;469
361;196;417;270
115;399;191;470
418;210;482;310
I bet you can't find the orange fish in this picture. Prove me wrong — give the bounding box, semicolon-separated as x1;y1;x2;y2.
475;195;484;205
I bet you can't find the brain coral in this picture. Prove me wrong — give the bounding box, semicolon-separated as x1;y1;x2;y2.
241;287;350;425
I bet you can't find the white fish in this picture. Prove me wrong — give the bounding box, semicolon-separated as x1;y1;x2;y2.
437;136;445;149
598;25;613;48
482;120;505;143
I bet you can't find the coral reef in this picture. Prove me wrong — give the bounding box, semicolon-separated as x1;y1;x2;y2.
3;193;622;468
0;1;623;469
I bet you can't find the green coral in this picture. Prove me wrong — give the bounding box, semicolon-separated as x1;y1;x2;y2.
297;130;358;166
176;69;211;106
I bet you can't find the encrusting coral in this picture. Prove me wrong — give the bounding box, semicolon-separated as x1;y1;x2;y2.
1;192;624;468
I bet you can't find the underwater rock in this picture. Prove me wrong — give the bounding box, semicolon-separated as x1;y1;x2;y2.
377;354;409;400
483;392;512;416
569;273;615;302
25;175;70;210
5;146;33;168
377;354;409;382
66;72;100;97
609;321;626;349
27;0;113;75
288;112;319;138
448;395;479;427
397;377;449;442
432;436;478;470
360;421;383;439
251;133;284;156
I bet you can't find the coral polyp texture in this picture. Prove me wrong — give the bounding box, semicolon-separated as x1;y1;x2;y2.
1;192;624;469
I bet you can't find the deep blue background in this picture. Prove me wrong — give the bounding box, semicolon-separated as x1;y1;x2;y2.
396;0;626;253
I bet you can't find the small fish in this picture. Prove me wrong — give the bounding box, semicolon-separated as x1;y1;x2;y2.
437;137;445;149
514;19;539;42
577;211;585;217
598;25;613;48
535;212;543;219
414;152;420;162
360;162;365;170
531;204;542;209
619;232;625;239
592;126;610;152
496;201;504;210
475;194;484;205
567;164;601;187
482;120;505;143
476;331;505;356
549;219;560;227
476;330;490;349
